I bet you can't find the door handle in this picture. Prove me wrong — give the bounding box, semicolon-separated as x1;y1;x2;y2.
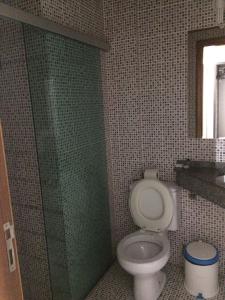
3;222;16;272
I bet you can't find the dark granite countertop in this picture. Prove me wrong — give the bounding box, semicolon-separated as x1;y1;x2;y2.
175;160;225;209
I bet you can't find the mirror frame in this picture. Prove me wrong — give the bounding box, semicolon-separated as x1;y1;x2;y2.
196;37;225;138
188;27;225;138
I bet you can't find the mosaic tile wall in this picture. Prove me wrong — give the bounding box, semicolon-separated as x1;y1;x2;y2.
24;25;113;300
0;18;52;300
40;0;104;40
101;0;225;273
2;0;42;15
3;0;104;40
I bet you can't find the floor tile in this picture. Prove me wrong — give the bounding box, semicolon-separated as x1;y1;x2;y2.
86;261;225;300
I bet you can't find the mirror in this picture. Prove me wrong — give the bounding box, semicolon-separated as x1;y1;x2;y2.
188;27;225;138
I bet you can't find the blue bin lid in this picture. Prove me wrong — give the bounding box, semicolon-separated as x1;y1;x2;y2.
183;240;219;266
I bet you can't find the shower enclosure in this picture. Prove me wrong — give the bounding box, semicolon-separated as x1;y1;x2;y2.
0;4;112;300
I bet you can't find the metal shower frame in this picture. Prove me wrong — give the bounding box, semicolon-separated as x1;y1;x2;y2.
0;2;109;51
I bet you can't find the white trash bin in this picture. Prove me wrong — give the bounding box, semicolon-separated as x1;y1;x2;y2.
184;240;219;299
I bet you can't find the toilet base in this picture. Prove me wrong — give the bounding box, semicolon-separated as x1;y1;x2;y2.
134;271;166;300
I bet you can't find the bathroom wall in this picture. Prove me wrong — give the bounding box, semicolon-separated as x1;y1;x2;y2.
39;0;104;40
5;0;104;39
101;0;225;273
0;18;52;300
3;0;42;15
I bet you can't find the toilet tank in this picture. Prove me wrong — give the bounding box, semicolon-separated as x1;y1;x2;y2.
164;182;180;231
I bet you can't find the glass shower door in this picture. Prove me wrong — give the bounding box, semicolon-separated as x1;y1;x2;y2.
23;25;112;300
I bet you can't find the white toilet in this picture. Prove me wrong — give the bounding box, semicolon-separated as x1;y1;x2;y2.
117;170;178;300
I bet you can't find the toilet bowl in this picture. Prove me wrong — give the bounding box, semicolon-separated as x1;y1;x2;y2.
117;231;170;276
117;231;170;300
117;170;178;300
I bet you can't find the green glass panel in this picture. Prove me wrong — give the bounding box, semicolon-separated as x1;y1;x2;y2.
23;25;112;300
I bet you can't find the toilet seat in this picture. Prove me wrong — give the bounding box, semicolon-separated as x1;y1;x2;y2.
130;179;173;232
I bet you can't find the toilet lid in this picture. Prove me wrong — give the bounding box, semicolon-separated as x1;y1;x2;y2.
129;179;173;232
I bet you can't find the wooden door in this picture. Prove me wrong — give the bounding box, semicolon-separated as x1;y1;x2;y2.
0;121;23;300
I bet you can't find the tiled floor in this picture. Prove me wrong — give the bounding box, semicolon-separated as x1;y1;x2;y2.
86;261;225;300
